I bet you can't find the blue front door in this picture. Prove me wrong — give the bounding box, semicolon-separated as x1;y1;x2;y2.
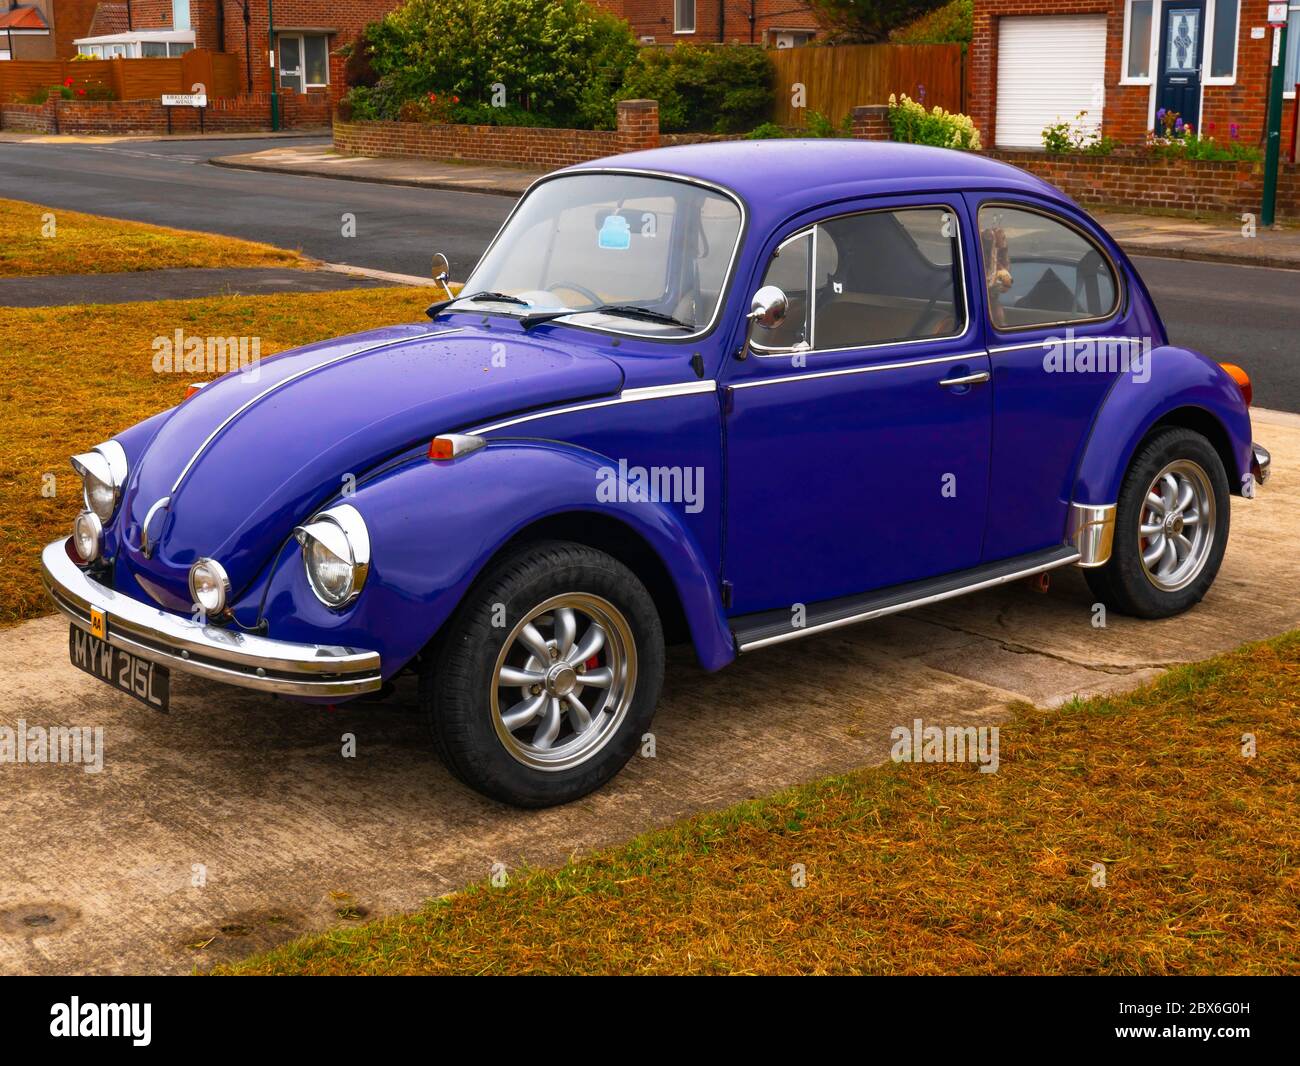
1156;1;1206;131
721;197;992;615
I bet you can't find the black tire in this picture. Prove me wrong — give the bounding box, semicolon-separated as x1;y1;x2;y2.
1084;427;1230;618
422;541;664;808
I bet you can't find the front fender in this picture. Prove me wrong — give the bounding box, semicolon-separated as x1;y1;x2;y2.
260;440;735;687
1072;346;1253;506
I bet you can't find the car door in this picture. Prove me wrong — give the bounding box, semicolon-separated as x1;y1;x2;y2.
967;194;1155;562
721;196;992;616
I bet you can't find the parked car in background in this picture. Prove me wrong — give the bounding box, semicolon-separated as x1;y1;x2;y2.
43;141;1270;806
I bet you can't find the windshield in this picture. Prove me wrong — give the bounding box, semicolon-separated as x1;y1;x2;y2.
460;173;744;337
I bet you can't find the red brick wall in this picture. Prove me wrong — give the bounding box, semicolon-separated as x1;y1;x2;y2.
984;147;1300;217
0;89;329;134
599;0;819;43
50;0;104;58
972;1;1298;155
334;99;661;169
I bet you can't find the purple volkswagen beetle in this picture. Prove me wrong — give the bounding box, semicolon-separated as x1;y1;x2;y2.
44;141;1270;807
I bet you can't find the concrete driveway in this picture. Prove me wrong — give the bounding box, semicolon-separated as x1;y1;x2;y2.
2;408;1297;976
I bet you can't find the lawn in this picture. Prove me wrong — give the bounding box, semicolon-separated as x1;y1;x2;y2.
0;287;436;626
219;631;1300;976
0;197;306;277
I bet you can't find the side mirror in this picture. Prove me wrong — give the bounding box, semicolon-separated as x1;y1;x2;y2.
431;251;453;300
747;285;788;330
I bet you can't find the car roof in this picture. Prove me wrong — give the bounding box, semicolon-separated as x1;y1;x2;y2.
567;139;1074;226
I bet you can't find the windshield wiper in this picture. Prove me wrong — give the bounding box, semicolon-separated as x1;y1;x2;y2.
426;290;530;319
520;303;694;331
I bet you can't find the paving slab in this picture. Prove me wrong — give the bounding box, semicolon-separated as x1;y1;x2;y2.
0;409;1295;975
212;143;540;196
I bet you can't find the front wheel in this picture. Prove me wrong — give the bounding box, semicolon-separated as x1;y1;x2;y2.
1084;427;1230;618
423;542;664;807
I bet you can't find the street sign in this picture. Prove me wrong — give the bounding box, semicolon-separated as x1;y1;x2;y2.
1268;3;1287;25
161;93;207;107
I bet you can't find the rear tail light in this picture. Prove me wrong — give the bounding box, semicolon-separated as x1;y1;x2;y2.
1219;363;1252;407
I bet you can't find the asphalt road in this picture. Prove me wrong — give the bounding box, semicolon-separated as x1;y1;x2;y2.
0;136;512;281
0;136;1296;409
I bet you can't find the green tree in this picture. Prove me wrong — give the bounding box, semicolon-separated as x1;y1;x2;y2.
809;0;949;43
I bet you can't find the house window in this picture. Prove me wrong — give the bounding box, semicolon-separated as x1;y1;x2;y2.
674;0;696;34
141;41;167;57
1207;0;1239;81
1124;1;1154;81
1286;9;1300;95
172;1;191;32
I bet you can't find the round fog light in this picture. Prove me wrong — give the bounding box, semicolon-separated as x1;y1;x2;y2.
188;558;231;616
72;510;103;564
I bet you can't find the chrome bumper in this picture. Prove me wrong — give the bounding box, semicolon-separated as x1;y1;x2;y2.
1068;502;1116;568
1252;442;1271;486
41;540;382;698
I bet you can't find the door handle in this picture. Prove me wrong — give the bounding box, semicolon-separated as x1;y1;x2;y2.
938;371;990;388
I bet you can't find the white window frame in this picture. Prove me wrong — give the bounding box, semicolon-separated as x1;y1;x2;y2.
1286;6;1300;100
1203;0;1240;85
674;0;696;34
278;32;331;90
1121;0;1157;85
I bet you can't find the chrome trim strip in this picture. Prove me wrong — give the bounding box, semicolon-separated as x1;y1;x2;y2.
169;329;459;496
737;551;1080;652
460;167;748;343
729;350;985;391
42;540;382;697
988;335;1143;355
472;379;717;435
1067;503;1117;568
139;495;171;559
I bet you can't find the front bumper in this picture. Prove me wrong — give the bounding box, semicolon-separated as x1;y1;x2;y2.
41;539;382;698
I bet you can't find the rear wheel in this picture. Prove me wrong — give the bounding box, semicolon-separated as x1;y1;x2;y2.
423;542;664;807
1084;427;1230;618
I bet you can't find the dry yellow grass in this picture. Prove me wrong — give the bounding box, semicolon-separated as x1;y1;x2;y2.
0;197;305;276
0;287;436;625
219;632;1300;976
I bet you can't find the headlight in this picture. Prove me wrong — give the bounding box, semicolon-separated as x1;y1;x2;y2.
72;510;103;564
188;558;231;616
71;440;129;523
294;504;371;609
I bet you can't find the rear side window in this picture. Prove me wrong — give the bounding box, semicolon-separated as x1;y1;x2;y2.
978;205;1119;330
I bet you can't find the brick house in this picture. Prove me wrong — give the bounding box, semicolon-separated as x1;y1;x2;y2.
0;1;103;59
970;1;1300;152
599;0;821;46
65;1;397;100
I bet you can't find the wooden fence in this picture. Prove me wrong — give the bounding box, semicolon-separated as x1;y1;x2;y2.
0;50;240;103
770;44;965;128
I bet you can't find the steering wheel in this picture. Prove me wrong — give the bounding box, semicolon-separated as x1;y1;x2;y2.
548;280;602;308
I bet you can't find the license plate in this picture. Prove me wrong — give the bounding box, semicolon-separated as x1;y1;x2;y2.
69;624;170;713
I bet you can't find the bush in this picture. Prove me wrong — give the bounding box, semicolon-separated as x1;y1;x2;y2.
887;92;980;149
359;0;638;129
1042;110;1114;155
745;122;789;140
341;25;382;90
889;0;972;44
618;44;774;134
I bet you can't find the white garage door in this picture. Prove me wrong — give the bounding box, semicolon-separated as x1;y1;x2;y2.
996;15;1107;149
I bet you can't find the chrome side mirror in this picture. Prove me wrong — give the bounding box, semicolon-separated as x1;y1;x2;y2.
431;251;453;300
747;285;788;330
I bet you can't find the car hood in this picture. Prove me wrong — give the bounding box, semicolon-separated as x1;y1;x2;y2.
118;322;624;605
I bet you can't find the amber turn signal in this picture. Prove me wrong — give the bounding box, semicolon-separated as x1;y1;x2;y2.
1219;363;1252;407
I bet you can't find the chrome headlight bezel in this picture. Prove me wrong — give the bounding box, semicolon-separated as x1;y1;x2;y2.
293;504;371;609
188;558;232;617
71;440;129;523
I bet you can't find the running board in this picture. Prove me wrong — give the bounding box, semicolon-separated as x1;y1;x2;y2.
731;546;1080;653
